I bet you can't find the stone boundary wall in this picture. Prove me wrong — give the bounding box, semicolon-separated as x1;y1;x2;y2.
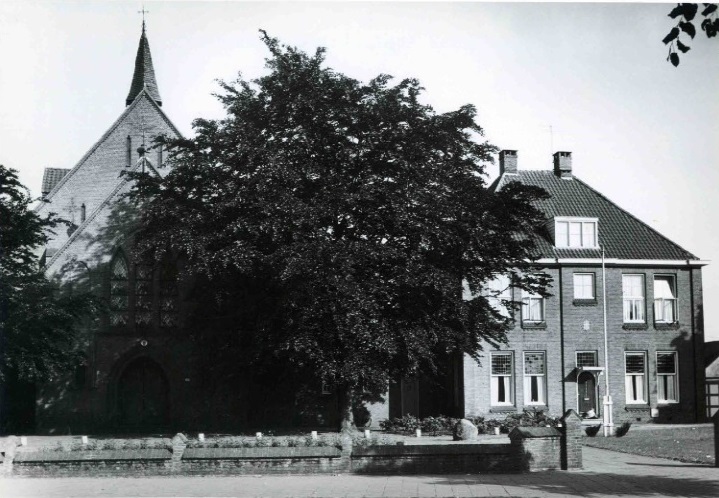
2;416;583;477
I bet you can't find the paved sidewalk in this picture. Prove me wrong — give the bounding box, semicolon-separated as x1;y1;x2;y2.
1;447;718;497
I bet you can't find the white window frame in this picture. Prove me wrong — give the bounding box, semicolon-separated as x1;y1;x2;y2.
656;351;679;403
622;274;645;323
490;352;514;406
523;352;546;406
485;274;512;317
576;351;598;368
573;273;595;300
554;217;598;248
653;275;677;324
521;289;545;324
624;352;648;404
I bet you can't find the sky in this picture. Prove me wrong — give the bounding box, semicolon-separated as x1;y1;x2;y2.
1;1;717;340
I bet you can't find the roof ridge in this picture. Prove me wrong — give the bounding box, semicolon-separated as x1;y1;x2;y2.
572;176;697;260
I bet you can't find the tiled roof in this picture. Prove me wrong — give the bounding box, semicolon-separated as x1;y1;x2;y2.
493;170;697;261
126;24;162;106
41;168;70;195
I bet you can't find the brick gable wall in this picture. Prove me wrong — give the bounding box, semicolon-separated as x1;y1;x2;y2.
37;94;179;253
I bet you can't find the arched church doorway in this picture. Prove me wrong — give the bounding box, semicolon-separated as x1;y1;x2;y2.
117;357;169;431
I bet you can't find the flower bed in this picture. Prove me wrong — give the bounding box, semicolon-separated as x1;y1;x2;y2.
185;433;398;450
379;410;561;435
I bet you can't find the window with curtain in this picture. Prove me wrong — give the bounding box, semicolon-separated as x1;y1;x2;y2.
573;273;595;299
110;253;129;326
623;275;645;323
625;352;647;403
657;352;678;403
523;352;546;405
491;352;514;405
654;276;677;323
521;289;544;323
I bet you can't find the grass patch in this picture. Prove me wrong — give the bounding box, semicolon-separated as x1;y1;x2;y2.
583;426;715;465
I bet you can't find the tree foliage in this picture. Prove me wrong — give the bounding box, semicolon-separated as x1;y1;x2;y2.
664;3;718;66
0;165;99;382
126;33;550;429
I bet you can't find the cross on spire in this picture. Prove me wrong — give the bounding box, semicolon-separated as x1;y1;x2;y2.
138;6;149;31
126;9;162;106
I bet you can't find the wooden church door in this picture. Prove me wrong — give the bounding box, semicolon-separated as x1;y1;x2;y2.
118;357;169;431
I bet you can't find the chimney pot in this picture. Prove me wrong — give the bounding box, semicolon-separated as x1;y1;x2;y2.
553;151;572;178
499;150;518;175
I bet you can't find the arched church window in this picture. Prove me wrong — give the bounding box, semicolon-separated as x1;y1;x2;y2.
126;135;132;167
157;145;163;167
159;258;178;328
80;203;86;223
135;263;153;326
110;252;129;326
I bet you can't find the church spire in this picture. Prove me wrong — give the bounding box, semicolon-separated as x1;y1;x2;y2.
125;21;162;106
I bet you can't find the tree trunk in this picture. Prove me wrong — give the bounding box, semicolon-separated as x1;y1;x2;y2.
338;383;355;434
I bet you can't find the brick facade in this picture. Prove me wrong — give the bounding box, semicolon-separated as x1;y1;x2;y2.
460;151;707;425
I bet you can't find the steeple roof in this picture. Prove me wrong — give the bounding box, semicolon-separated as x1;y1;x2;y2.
125;22;162;106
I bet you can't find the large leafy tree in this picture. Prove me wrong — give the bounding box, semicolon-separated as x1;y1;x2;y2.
0;165;99;383
128;33;549;431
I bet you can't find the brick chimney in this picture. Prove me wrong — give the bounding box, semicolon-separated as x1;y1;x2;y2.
553;151;572;178
499;150;518;175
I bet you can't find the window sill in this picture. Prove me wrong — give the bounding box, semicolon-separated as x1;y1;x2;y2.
573;299;597;307
521;322;547;330
624;404;650;411
654;322;680;331
656;401;680;405
622;323;648;331
523;404;548;411
489;406;517;413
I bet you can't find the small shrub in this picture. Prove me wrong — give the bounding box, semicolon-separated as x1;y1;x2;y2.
585;425;601;437
379;415;421;433
255;436;271;447
122;440;141;450
84;439;100;451
100;440;118;450
615;422;632;437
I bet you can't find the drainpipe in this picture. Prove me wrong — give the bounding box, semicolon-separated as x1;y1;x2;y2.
689;267;699;422
557;260;566;414
602;247;614;436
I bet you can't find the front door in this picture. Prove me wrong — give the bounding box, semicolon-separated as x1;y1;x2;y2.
577;371;597;415
400;377;420;416
118;357;169;431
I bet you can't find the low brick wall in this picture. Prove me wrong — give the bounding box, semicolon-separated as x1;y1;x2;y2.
2;424;583;477
11;449;172;477
351;443;516;474
510;427;562;471
180;447;345;475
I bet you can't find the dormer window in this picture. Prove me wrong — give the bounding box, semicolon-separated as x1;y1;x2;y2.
554;217;598;248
